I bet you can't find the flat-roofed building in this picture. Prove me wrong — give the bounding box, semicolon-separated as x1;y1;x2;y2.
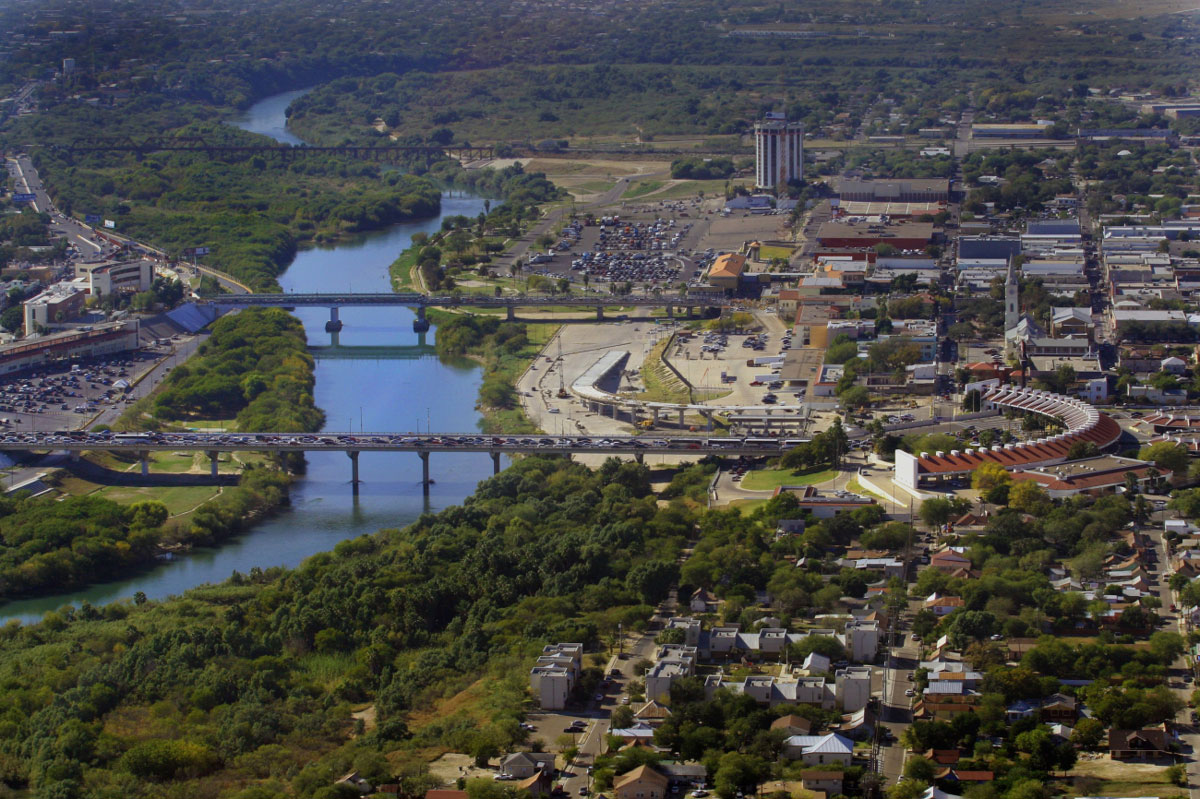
74;258;153;296
836;178;949;203
816;221;935;250
23;283;86;335
1011;454;1169;498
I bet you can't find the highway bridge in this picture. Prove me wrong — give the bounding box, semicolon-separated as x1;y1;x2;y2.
212;292;734;331
8;431;804;492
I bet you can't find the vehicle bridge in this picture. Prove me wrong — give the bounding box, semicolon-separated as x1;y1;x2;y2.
211;292;735;332
9;431;803;493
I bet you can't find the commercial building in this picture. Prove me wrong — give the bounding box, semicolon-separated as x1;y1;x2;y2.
706;253;747;290
0;321;140;376
75;258;153;296
970;122;1054;139
816;221;935;250
837;178;950;203
23;283;87;335
755;114;804;191
1010;455;1168;498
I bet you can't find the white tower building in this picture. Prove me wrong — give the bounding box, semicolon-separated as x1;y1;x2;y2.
1004;256;1020;357
755;113;804;191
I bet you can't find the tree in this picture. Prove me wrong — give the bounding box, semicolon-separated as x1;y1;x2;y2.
1070;717;1105;750
971;462;1011;493
1066;440;1099;461
712;753;768;799
1138;441;1188;475
1008;481;1050;515
839;385;871;410
903;757;936;782
920;497;967;529
0;306;23;334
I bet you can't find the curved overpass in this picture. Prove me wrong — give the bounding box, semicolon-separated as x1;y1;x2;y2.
894;386;1122;491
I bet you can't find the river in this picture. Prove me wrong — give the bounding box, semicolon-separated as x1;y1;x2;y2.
0;89;491;624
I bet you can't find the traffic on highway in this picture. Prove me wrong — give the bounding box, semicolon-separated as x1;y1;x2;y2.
0;430;810;454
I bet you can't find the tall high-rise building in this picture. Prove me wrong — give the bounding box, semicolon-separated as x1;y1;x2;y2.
755;113;804;191
61;58;75;77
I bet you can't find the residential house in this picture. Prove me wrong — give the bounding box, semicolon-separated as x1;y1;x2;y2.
783;733;855;766
801;771;844;795
609;723;657;746
1041;693;1078;724
924;750;961;766
517;772;555;797
690;588;716;614
426;792;468;799
925;593;965;617
836;707;876;741
1109;727;1172;761
500;753;557;779
634;700;673;727
930;549;972;575
770;714;813;736
935;771;994;786
613;765;670;799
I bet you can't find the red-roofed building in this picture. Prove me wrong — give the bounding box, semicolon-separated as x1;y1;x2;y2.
1010;454;1169;498
894;387;1121;490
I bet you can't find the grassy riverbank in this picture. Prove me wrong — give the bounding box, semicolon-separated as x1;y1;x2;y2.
428;309;556;434
7;109;442;291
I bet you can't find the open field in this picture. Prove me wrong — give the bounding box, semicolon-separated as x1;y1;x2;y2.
1063;757;1185;798
741;466;837;491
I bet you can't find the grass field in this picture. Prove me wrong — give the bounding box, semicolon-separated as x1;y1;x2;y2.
729;498;768;515
621;179;665;199
741;466;837;491
758;245;794;261
1063;757;1185;799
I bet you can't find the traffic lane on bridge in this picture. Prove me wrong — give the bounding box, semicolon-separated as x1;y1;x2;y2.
0;440;796;458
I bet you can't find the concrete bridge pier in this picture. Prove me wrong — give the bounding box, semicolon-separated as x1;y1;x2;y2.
325;306;343;333
419;451;431;494
348;451;360;487
506;306;516;321
666;305;674;319
491;451;501;475
138;452;149;476
685;306;695;319
208;451;219;478
413;305;431;334
702;410;714;431
634;451;644;465
678;408;686;429
652;408;660;426
596;307;604;321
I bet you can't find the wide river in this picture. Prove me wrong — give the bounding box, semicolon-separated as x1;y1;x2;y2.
0;89;492;623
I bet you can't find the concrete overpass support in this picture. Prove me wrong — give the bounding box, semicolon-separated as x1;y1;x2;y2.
666;305;674;319
652;408;660;426
702;410;714;431
634;451;644;465
208;451;219;478
678;409;686;429
491;451;502;475
413;305;431;333
348;451;360;487
139;452;149;476
596;307;604;321
506;306;515;322
686;306;695;319
325;306;343;333
419;451;431;494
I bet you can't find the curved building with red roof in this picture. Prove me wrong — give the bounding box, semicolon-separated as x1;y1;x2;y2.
893;386;1122;491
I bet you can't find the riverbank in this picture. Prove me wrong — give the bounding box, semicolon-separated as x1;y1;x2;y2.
427;309;554;435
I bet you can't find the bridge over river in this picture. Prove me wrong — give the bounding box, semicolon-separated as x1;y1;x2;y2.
211;292;736;331
6;431;805;493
